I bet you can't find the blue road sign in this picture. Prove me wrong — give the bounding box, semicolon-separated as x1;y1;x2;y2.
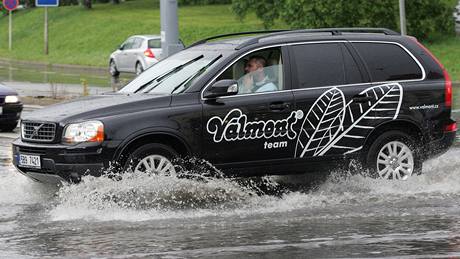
36;0;59;7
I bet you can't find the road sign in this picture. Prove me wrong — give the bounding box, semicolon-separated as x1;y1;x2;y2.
35;0;59;7
3;0;18;11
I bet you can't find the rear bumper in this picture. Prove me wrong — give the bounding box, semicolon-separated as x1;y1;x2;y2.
426;130;456;158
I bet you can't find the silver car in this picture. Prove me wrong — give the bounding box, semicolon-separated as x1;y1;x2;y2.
109;35;164;76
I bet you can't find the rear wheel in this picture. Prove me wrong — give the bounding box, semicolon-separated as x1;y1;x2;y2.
109;59;119;76
365;130;422;180
135;62;144;75
124;143;177;175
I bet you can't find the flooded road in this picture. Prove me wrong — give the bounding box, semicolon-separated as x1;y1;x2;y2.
1;61;460;257
2;130;460;257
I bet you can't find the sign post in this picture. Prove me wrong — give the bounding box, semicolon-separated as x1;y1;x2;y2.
35;0;59;55
399;0;407;35
3;0;19;51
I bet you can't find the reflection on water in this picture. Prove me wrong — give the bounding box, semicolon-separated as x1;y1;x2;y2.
0;59;134;91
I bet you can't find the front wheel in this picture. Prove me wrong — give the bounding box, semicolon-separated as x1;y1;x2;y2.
109;59;120;77
124;143;177;175
365;130;422;180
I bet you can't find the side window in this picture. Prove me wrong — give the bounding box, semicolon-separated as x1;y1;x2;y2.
148;39;161;49
341;44;365;84
216;47;283;94
353;42;423;82
132;38;143;49
122;38;135;50
291;43;346;88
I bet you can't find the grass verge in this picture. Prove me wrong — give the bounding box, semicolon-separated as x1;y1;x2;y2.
0;0;458;81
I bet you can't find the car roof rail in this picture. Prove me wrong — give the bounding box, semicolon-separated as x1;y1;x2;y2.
235;27;400;49
187;29;291;48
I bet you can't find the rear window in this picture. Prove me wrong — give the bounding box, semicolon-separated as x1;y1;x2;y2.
148;39;161;49
353;42;423;82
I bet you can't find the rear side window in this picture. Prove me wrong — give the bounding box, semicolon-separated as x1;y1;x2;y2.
291;43;364;89
148;39;161;48
353;42;423;82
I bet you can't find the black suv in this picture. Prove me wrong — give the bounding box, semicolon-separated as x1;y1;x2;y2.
12;28;456;183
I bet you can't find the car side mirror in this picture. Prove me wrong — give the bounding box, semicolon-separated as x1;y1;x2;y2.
119;45;124;50
203;80;238;99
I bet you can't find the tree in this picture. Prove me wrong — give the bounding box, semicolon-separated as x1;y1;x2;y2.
232;0;455;40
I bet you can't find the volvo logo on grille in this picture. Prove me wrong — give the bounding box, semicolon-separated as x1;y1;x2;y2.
30;124;45;138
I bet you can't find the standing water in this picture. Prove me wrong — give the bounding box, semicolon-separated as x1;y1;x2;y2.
1;138;460;257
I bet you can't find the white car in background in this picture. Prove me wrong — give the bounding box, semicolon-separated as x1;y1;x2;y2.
109;35;184;76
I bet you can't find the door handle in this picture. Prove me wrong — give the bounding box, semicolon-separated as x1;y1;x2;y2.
269;102;290;111
352;94;373;103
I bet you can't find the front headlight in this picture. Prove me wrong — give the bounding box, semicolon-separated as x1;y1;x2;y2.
5;95;19;103
63;121;104;143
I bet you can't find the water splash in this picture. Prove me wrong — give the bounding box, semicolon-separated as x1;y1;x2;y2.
0;167;57;205
49;148;460;222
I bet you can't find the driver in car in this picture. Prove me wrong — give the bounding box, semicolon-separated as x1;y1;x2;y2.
240;56;277;94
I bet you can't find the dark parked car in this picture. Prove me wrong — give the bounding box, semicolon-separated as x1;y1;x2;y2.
0;83;22;132
12;28;456;183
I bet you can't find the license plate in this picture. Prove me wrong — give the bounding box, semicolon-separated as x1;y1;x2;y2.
18;154;41;169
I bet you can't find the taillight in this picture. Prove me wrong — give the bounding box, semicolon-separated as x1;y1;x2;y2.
144;49;155;58
444;122;457;132
410;37;452;108
444;69;452;107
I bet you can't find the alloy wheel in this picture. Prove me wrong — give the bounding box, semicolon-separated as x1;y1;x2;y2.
134;154;176;175
376;141;414;180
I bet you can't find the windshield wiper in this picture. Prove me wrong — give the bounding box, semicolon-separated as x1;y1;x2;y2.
170;54;223;94
134;54;204;93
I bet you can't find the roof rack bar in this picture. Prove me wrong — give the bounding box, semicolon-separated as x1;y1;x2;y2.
187;29;290;48
235;27;400;49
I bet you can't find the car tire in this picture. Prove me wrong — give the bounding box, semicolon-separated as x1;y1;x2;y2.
365;130;422;180
124;143;178;175
109;59;120;77
135;62;144;75
1;122;18;132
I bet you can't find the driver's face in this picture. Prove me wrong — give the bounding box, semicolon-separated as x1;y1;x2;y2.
244;59;261;74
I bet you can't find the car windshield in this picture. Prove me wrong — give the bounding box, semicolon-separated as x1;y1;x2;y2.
119;49;223;94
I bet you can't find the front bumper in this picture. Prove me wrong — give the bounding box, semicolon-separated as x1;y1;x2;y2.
12;138;120;183
0;102;22;124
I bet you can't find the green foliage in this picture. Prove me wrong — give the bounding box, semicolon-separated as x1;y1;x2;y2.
0;1;271;66
232;0;456;40
231;0;281;28
179;0;230;6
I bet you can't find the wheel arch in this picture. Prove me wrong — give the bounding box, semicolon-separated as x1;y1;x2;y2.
363;119;425;155
114;130;192;165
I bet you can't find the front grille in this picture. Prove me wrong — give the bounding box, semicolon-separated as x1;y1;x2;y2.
21;121;56;142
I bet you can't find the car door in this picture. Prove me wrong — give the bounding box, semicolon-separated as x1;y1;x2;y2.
117;38;135;71
202;46;298;169
289;42;373;162
124;37;143;72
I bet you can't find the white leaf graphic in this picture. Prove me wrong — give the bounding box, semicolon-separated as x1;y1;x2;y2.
295;87;346;158
318;83;403;156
